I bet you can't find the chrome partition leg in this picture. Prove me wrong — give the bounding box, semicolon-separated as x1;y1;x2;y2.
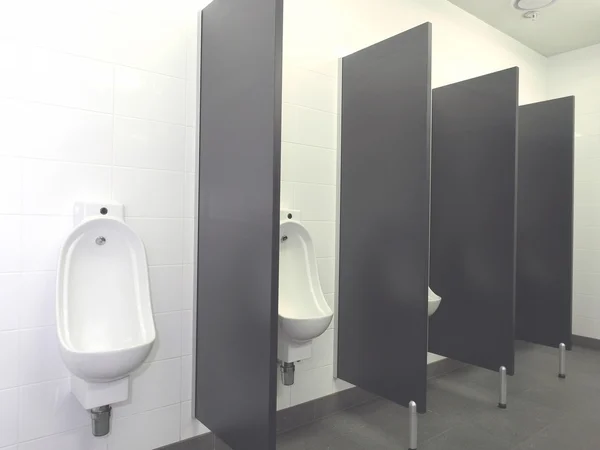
559;343;566;379
498;366;507;409
408;401;418;450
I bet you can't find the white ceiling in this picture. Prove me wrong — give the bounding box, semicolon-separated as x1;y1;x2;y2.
447;0;600;56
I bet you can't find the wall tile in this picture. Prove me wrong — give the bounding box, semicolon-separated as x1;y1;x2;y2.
181;310;193;356
181;354;193;402
126;218;183;266
19;327;68;385
0;100;113;164
281;143;337;185
183;219;195;265
149;265;183;313
317;258;336;295
182;264;195;311
573;315;600;340
185;78;197;127
574;182;600;206
576;112;600;136
574;226;600;250
0;331;19;389
113;15;187;78
303;222;336;258
147;312;182;362
18;426;108;450
19;271;57;329
575;134;600;159
112;167;184;218
0;41;28;101
184;173;196;219
0;216;22;273
114;66;186;124
573;293;600;320
574;205;600;228
295;329;334;372
36;105;113;164
290;365;334;406
26;6;117;63
574;270;600;296
19;379;89;442
184;127;197;173
574;249;600;273
0;157;22;214
280;182;294;210
282;104;337;149
114;117;186;171
112;359;181;419
28;48;113;113
282;65;338;113
22;160;111;216
0;274;20;331
109;404;180;450
574;156;600;183
21;215;71;272
0;388;18;448
186;21;198;83
180;401;210;441
294;183;336;221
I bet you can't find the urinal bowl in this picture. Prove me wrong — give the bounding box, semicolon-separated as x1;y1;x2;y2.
280;315;332;343
278;210;333;364
60;343;153;383
56;203;155;409
428;287;442;317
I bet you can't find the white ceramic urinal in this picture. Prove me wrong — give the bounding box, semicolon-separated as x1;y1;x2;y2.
278;210;333;368
428;287;441;317
57;203;155;410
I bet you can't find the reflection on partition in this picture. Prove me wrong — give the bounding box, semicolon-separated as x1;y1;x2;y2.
195;0;283;449
429;68;519;375
516;97;575;350
338;23;432;413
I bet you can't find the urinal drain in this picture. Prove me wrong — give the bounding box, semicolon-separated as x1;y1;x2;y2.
95;236;106;246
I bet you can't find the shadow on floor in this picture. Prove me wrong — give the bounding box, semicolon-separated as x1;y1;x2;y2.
277;342;600;449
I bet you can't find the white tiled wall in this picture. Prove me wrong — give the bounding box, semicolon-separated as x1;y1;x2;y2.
548;43;600;340
279;0;550;406
0;1;208;449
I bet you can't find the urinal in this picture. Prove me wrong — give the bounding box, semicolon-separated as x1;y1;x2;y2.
278;210;333;384
56;203;155;415
428;287;442;316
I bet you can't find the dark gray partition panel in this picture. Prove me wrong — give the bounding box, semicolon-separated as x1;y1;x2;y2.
429;68;519;375
195;0;282;449
338;23;431;413
516;97;575;350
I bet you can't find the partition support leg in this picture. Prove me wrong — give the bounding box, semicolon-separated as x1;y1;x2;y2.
498;366;507;409
558;343;566;379
408;401;418;450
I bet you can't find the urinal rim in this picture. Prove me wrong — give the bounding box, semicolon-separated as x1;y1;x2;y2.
278;219;333;319
56;216;156;354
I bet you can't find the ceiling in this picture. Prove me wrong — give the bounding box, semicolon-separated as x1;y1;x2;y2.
447;0;600;56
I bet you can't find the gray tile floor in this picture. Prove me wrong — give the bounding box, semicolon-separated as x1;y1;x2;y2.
277;342;600;449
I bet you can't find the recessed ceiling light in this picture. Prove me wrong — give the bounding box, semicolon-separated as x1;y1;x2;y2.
513;0;557;10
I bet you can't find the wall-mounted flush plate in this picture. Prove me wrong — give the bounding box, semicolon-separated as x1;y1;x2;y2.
280;209;301;222
73;202;124;226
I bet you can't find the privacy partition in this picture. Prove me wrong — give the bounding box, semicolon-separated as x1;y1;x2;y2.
516;97;575;350
429;68;519;376
195;0;282;449
338;23;432;413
